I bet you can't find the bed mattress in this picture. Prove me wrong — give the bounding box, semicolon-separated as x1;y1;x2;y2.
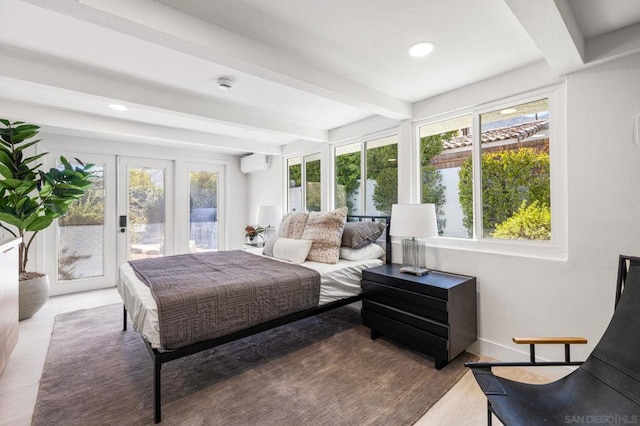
117;250;382;349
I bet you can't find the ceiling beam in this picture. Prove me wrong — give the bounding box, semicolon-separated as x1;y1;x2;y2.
0;49;328;142
587;21;640;65
21;0;412;121
503;0;585;76
0;99;282;155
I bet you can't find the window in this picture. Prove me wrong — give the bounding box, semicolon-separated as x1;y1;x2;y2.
419;96;553;244
305;153;321;212
334;134;398;216
419;116;472;238
335;142;361;214
58;163;106;280
287;157;302;212
478;99;550;240
188;170;218;252
286;153;322;212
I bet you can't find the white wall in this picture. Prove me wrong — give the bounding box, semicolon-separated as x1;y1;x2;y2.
248;54;640;374
245;154;284;227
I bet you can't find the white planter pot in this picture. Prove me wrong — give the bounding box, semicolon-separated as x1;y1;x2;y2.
19;274;50;321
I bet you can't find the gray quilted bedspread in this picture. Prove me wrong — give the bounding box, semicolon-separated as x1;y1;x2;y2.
128;250;320;349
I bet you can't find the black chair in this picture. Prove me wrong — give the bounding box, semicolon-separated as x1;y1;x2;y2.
466;254;640;425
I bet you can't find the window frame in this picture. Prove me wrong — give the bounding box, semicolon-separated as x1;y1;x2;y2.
179;161;226;253
331;128;399;215
284;150;323;213
413;84;567;260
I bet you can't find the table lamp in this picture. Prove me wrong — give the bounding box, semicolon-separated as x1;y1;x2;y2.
256;205;282;240
390;203;438;275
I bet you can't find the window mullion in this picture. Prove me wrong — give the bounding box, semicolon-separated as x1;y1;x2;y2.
360;141;367;214
471;113;483;240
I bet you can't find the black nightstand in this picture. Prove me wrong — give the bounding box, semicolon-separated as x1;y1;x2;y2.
361;264;477;370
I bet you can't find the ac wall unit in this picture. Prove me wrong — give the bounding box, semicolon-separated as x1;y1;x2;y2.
240;153;271;174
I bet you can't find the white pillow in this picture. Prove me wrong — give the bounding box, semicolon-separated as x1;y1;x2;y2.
263;236;313;264
339;243;385;261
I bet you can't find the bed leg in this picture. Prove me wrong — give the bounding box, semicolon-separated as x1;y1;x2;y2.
123;305;127;331
154;354;162;423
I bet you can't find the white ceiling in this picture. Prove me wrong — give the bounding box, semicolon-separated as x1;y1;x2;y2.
1;0;639;155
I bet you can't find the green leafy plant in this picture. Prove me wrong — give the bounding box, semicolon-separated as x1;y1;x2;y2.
491;200;551;240
421;132;453;235
244;224;265;240
369;143;398;215
0;119;94;278
458;147;550;237
335;151;360;214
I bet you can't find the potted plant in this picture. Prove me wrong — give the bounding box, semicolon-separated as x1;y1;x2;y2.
0;119;94;320
244;224;264;243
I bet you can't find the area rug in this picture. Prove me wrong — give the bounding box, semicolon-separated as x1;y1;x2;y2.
33;303;477;426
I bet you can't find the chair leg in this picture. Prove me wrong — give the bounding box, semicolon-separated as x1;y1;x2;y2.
487;400;493;426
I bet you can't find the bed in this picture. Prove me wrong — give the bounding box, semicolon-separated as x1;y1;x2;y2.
118;214;391;423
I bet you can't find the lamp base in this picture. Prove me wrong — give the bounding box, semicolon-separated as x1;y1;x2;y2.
399;266;430;276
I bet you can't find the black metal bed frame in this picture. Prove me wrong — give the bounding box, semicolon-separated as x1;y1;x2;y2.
122;215;391;423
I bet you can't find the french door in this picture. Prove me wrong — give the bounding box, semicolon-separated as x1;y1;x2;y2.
180;162;224;254
47;154;117;295
48;154;224;295
117;157;175;266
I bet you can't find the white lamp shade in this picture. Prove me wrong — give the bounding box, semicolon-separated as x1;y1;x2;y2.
256;205;282;226
390;204;438;238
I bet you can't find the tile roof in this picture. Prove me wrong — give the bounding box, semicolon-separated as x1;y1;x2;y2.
442;120;549;150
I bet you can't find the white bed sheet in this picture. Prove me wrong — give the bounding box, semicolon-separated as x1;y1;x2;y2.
117;250;383;349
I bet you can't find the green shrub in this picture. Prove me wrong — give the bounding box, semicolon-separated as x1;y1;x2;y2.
491;200;551;240
459;147;550;237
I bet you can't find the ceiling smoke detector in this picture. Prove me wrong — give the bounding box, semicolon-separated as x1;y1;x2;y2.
216;77;234;91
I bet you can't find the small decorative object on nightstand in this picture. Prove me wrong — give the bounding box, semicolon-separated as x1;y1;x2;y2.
390;203;438;276
244;224;264;244
361;263;477;370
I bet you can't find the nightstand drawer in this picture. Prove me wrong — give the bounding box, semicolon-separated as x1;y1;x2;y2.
362;280;448;323
362;299;449;339
362;310;449;360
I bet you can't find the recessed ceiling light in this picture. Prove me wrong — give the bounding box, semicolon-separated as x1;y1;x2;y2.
109;103;128;112
500;108;517;115
216;77;234;91
408;41;435;58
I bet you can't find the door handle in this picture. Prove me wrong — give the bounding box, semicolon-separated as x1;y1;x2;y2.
119;215;127;233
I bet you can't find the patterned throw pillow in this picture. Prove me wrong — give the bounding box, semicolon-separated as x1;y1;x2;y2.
341;221;387;249
278;212;309;239
301;207;348;264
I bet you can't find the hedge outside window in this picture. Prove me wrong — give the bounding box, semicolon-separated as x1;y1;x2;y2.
419;98;551;242
334;134;398;216
287;154;321;213
305;153;321;212
287;157;302;212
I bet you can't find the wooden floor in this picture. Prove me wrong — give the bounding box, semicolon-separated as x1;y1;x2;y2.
416;359;553;425
0;288;552;426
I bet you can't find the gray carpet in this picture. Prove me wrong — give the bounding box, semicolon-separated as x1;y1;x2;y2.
33;304;476;426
